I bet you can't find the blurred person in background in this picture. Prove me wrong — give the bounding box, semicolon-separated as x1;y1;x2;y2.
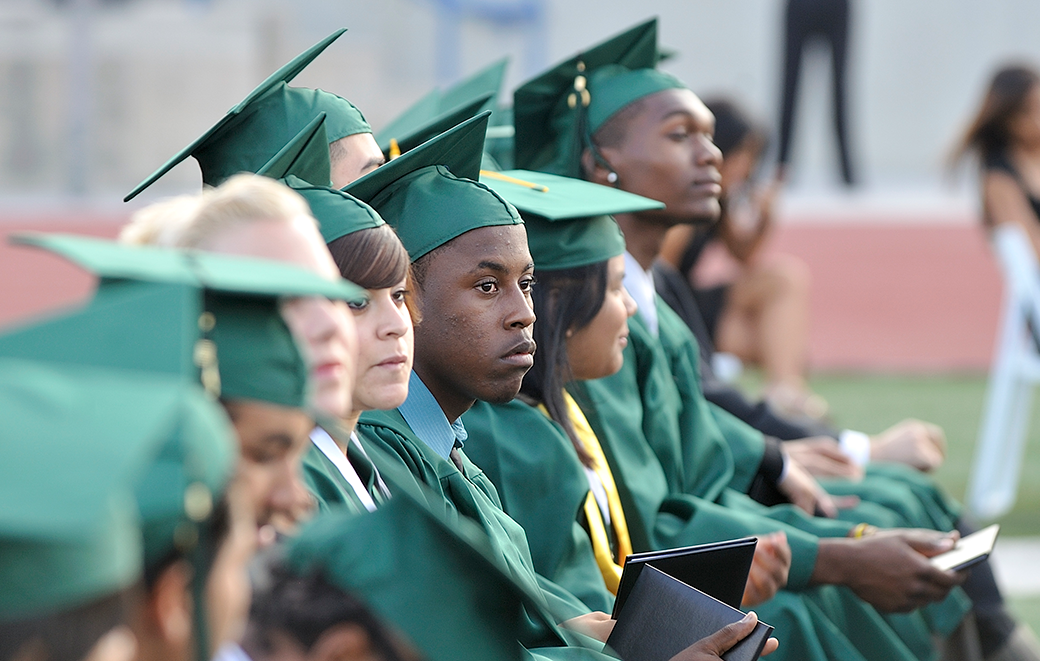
776;0;856;185
954;65;1040;257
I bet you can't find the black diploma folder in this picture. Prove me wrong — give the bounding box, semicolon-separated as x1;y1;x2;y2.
606;565;774;661
612;537;758;617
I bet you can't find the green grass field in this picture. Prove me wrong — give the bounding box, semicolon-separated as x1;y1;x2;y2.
803;373;1040;537
748;372;1040;633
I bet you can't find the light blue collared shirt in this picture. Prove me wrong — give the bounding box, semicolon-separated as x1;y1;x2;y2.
397;370;468;460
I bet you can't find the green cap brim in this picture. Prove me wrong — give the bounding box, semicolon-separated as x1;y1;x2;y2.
480;170;662;270
375;57;507;153
123;29;347;202
479;169;664;220
345;111;491;203
373;89;441;151
439;58;508;114
256;112;332;186
13;232;367;304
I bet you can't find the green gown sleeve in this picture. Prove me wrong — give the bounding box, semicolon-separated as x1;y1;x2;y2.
653;297;765;495
355;409;599;649
463;399;616;613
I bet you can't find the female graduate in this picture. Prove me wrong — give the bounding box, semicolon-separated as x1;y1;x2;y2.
284;176;419;514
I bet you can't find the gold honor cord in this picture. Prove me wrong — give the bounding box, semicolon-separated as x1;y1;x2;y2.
584;492;623;593
541;393;634;594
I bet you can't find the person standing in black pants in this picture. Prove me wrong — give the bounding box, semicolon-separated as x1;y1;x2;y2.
777;0;855;185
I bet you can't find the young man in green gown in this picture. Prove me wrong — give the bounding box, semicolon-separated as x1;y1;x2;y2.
344;111;775;660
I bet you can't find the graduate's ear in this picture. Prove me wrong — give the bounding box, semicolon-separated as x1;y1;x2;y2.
148;560;193;650
309;623;380;661
581;147;618;187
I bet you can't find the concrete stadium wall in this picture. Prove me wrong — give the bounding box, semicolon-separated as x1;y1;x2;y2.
3;0;1040;200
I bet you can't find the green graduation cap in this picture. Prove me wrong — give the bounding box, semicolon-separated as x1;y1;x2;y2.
2;233;366;408
479;169;664;270
124;29;370;201
378;92;493;161
286;176;385;246
513;18;687;177
0;357;233;621
440;58;509;115
345;112;522;261
375;58;508;157
255;110;386;245
288;491;528;661
256;112;333;187
484;105;516;171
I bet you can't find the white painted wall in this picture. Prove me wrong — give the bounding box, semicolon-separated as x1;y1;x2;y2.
2;0;1040;201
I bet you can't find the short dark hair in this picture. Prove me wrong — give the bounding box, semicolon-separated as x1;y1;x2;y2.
328;138;349;171
326;224;419;323
0;584;142;661
519;261;610;466
244;561;405;661
591;97;652;153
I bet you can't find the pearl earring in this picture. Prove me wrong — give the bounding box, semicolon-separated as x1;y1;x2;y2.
607;172;618;184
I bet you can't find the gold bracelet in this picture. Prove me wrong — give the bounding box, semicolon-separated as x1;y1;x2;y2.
850;523;877;539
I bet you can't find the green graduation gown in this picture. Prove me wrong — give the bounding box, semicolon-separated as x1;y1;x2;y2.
465;392;942;661
647;294;970;637
462;398;616;613
653;293;962;536
567;302;970;661
302;441;370;515
355;408;619;661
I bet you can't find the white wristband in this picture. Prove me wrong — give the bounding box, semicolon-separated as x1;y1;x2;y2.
838;430;872;467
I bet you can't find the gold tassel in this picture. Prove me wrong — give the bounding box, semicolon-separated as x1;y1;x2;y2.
480;169;549;193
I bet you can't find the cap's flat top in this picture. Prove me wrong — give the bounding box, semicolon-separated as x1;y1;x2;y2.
479;169;664;220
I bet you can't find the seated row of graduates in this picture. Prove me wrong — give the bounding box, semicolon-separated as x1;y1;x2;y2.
4;17;1032;661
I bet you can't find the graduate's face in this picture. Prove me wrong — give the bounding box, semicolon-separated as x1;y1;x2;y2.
224;400;314;535
349;279;414;413
413;225;536;416
597;88;723;224
200;215;359;419
566;255;636;381
329;133;386;188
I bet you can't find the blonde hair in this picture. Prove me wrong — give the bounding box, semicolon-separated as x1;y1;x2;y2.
118;194;206;247
176;174;316;249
